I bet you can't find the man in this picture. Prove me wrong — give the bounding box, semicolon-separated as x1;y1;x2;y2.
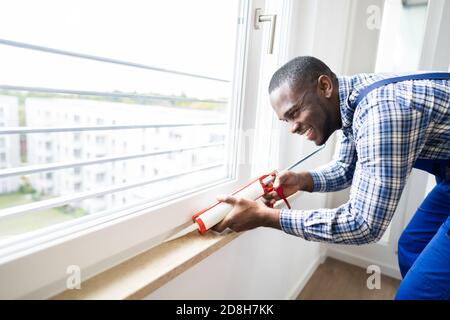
213;56;450;299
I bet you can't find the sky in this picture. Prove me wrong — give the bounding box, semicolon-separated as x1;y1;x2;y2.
0;0;241;99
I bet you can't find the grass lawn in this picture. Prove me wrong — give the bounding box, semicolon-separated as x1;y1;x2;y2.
0;192;34;209
0;192;87;237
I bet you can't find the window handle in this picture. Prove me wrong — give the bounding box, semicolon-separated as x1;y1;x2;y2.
254;8;277;54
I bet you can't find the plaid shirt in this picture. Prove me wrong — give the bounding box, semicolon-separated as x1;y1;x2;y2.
280;73;450;244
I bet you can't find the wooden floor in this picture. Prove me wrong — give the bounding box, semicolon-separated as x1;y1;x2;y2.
297;258;401;300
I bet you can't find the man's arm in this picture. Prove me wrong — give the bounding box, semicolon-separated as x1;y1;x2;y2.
280;100;424;244
308;130;357;193
262;130;357;206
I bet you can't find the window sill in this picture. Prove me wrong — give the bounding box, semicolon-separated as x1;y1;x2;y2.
51;227;240;300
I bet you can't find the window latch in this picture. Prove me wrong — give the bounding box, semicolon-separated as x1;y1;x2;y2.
254;8;277;54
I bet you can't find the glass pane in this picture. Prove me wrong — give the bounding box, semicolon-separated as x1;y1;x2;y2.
0;0;243;240
0;0;238;80
0;44;230;100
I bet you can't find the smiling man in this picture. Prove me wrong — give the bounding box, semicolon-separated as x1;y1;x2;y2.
214;56;450;300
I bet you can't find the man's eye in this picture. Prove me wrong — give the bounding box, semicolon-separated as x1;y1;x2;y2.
288;107;301;119
293;105;306;118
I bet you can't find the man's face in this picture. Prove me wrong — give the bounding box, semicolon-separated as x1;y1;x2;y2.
270;80;336;145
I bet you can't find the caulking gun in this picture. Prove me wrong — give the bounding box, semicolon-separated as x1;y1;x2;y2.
164;144;326;242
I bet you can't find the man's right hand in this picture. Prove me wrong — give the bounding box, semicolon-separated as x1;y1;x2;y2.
262;171;314;207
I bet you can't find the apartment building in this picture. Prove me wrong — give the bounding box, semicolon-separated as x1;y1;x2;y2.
0;95;20;193
25;97;226;214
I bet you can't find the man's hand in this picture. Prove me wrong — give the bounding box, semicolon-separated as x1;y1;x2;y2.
212;196;281;233
262;170;314;207
211;171;313;233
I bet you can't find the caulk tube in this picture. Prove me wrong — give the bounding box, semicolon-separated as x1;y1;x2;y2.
193;178;267;233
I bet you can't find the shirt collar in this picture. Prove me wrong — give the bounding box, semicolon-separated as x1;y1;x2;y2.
337;76;355;130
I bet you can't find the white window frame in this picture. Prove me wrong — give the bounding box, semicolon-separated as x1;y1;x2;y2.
0;0;271;299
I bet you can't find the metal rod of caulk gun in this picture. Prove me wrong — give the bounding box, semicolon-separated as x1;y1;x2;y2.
262;144;326;186
287;144;326;171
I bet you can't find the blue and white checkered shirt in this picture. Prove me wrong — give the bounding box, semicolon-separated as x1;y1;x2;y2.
280;73;450;245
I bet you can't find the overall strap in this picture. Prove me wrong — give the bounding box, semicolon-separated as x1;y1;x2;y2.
351;72;450;109
350;72;450;180
415;159;450;181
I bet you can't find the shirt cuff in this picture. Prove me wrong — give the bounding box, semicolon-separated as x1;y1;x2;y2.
308;169;328;192
279;208;306;239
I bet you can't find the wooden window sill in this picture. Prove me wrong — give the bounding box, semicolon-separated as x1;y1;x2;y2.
52;227;240;300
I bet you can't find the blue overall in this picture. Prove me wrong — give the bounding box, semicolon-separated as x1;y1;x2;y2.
353;73;450;300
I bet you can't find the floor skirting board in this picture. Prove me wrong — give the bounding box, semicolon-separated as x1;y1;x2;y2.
287;253;327;300
327;249;402;280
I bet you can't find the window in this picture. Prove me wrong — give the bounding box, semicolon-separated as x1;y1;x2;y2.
95;136;106;145
0;0;262;299
74;182;82;192
375;0;428;72
191;153;199;166
73;133;81;142
73;148;82;158
95;172;105;183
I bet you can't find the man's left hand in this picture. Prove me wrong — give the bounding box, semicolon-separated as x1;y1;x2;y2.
212;196;281;233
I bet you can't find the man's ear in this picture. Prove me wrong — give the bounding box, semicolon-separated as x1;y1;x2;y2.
317;75;333;98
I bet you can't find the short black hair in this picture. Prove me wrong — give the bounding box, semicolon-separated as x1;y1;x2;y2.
268;56;336;93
